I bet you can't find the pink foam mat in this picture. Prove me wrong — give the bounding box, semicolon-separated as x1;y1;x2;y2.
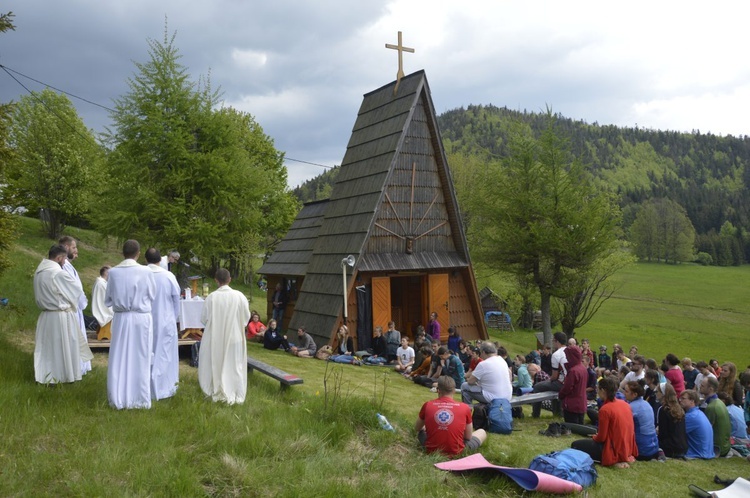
435;453;583;494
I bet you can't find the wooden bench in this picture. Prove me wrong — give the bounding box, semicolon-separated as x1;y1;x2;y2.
247;356;303;390
509;390;559;408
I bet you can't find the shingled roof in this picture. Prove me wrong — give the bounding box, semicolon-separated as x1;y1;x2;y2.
263;71;475;344
258;199;328;277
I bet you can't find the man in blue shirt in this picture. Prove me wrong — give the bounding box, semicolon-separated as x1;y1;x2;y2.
678;390;714;459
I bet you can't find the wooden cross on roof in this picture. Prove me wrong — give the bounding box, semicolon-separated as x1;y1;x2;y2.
385;31;415;95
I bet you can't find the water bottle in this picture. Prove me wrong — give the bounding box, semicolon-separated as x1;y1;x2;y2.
376;413;394;431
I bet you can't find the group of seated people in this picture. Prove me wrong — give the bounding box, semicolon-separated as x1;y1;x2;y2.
245;311;318;358
246;312;750;465
513;335;750;467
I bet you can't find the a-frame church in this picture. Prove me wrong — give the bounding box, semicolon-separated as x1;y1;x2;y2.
258;70;488;348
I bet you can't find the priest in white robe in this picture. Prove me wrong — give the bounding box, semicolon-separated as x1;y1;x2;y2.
33;245;85;384
59;235;93;374
199;268;250;404
145;248;181;400
106;240;156;409
91;266;113;341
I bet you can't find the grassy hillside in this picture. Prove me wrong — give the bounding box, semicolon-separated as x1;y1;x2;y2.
1;217;747;497
477;262;750;368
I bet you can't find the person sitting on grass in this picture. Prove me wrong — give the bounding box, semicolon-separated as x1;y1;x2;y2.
718;361;744;406
512;355;532;394
571;376;638;468
365;326;388;365
439;346;465;390
289;326;316;358
717;392;748;441
678;389;715;459
598;345;611;372
409;346;433;379
663;353;685;395
646;358;666;384
330;325;359;365
415;375;487;457
526;362;549;387
412;343;443;388
466;346;483;378
262;319;290;352
699;376;731;457
623;381;659;460
693;361;716;392
656;383;688;459
682;357;698;390
582;354;598;401
246;311;265;341
643;369;661;416
395;337;415;375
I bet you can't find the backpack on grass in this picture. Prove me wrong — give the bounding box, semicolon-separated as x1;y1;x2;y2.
529;448;597;488
487;397;513;434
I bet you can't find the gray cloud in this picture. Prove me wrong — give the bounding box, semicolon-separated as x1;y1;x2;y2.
3;1;749;188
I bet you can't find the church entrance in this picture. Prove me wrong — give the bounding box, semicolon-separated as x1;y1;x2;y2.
371;273;449;340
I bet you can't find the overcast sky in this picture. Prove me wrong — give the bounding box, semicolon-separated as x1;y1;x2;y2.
2;1;750;188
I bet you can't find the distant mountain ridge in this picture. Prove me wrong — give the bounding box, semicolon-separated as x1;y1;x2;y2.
294;104;750;258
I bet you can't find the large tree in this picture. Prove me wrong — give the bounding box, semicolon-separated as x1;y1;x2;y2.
630;198;695;263
464;115;621;345
95;27;297;278
4;89;101;239
0;11;18;275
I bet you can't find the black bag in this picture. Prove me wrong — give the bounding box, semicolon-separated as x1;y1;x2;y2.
189;341;201;368
413;375;435;387
472;403;489;430
84;314;100;331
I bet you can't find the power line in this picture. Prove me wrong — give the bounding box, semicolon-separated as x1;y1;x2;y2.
1;64;337;171
1;64;116;112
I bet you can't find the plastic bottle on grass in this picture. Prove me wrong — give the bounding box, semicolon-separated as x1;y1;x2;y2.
376;413;394;431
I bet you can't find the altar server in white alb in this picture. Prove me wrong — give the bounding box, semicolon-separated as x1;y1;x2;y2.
199;268;251;404
58;235;93;374
33;245;86;384
106;240;156;409
145;248;181;400
91;266;113;341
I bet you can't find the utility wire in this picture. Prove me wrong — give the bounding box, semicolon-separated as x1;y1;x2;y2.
1;64;337;170
1;64;115;112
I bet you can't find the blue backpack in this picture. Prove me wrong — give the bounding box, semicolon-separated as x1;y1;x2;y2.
487;397;513;434
528;449;598;488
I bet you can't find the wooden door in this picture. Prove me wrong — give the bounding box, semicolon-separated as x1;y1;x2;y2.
371;276;391;331
428;273;450;341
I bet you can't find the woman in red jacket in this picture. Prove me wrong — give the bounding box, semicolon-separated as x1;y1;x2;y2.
571;376;638;468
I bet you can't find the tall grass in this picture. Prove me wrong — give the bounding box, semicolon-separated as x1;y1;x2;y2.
1;217;748;496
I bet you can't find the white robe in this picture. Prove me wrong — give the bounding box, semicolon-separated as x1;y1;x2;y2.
62;260;93;374
198;285;250;404
33;259;85;384
148;264;180;400
91;276;113;326
105;259;156;409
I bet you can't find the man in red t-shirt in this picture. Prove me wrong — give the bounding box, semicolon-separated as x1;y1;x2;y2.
415;376;487;456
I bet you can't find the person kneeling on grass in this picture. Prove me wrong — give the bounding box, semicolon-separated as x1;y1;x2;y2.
571;376;638;468
416;375;487;457
289;326;316;358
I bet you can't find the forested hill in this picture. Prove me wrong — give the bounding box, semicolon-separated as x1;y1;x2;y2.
294;104;750;238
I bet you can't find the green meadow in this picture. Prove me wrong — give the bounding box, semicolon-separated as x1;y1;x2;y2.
1;217;747;497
